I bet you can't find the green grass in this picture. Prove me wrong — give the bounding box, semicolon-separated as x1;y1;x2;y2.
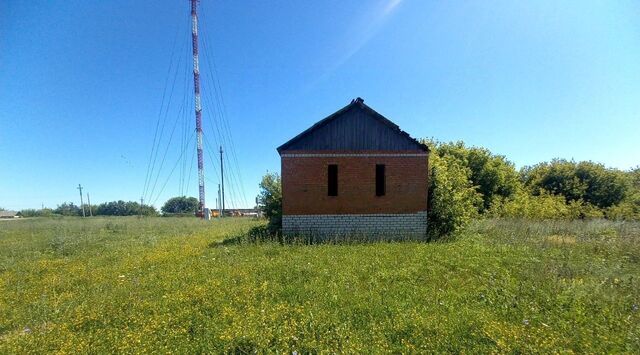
1;217;639;353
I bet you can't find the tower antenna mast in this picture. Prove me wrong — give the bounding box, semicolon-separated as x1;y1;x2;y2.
190;0;206;216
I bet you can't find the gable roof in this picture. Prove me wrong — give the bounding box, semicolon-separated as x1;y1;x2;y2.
277;98;429;153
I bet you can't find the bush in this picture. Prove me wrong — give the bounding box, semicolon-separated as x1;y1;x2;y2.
95;201;157;216
521;159;629;208
566;200;604;219
54;202;81;216
605;201;639;220
18;208;55;217
257;173;282;234
427;153;481;239
429;140;520;212
161;196;199;215
608;167;640;220
488;189;568;219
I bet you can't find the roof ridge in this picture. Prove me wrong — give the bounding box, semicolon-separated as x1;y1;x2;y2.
277;98;429;153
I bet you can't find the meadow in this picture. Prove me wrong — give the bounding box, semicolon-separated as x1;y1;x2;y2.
1;217;638;353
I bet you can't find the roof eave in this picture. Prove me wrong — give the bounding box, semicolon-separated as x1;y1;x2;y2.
277;102;357;154
358;101;429;152
277;98;430;154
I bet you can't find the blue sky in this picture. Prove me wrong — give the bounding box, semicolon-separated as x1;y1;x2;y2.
1;0;639;210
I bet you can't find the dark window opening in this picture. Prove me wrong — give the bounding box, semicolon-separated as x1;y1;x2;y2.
328;164;338;196
376;164;386;196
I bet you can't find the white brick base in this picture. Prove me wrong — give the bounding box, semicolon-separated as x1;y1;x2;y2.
282;211;428;240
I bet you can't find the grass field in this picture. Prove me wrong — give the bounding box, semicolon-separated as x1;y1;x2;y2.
1;217;639;353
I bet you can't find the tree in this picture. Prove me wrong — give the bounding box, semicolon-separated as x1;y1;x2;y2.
521;159;628;208
257;173;282;233
488;188;571;219
95;200;128;216
427;153;482;239
629;166;640;188
95;201;157;216
426;140;520;213
138;204;159;216
606;166;640;220
18;208;54;217
54;202;81;216
161;196;199;215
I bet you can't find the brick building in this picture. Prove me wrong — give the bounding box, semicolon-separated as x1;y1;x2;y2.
277;98;430;239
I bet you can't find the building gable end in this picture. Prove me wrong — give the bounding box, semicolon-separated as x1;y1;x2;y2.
277;99;429;153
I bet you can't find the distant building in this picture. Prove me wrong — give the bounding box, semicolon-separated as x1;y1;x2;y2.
277;98;429;239
226;209;261;217
0;211;20;219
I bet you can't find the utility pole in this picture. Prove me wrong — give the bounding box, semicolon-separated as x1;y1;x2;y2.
220;146;225;215
218;183;222;218
190;0;206;217
77;184;86;217
87;193;93;217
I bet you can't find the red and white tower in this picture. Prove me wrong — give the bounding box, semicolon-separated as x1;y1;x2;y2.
190;0;206;215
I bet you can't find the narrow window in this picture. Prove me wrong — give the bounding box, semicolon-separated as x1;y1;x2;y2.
376;164;386;196
328;164;338;196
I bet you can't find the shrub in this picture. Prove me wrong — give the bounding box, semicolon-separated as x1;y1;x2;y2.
18;208;55;217
427;153;481;239
430;140;520;212
608;167;640;220
605;201;639;220
257;173;282;234
95;201;157;216
161;196;199;215
566;200;604;219
488;188;570;219
54;202;81;216
521;159;629;208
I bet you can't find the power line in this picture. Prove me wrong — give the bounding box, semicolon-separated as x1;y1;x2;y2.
178;36;192;197
147;81;190;203
199;69;243;208
142;22;185;202
151;132;196;206
198;12;248;207
142;2;247;211
144;44;189;202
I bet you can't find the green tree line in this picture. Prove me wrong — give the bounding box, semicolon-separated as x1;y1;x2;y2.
425;139;638;237
19;201;158;217
18;196;203;218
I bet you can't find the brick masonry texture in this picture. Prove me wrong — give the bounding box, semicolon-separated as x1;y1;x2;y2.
282;212;428;239
281;150;429;215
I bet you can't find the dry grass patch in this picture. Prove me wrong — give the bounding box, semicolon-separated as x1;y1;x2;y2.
544;234;577;246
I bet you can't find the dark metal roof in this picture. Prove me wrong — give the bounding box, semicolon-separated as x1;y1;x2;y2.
277;98;429;153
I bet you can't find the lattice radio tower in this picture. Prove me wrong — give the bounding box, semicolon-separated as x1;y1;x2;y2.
190;0;206;215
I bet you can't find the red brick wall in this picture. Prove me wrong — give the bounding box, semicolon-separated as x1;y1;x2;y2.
281;150;429;215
